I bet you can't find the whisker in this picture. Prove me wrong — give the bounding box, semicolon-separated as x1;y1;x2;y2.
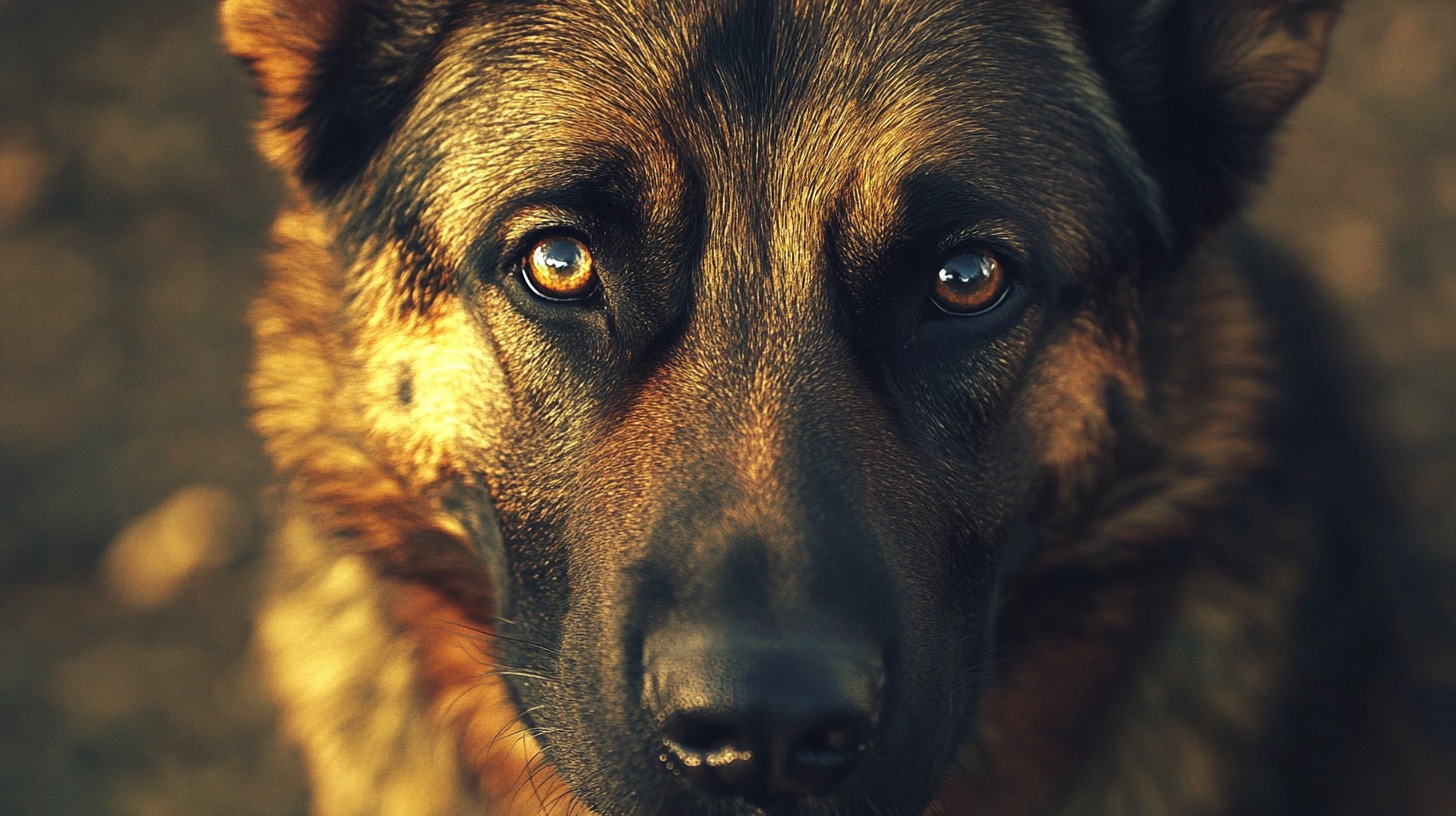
445;618;563;656
491;669;560;684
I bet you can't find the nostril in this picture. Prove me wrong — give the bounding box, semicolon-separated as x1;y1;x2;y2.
781;714;870;795
792;717;867;767
660;712;764;797
661;711;751;763
663;713;744;758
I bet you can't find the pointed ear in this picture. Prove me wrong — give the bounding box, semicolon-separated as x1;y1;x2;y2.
1070;0;1342;236
220;0;452;193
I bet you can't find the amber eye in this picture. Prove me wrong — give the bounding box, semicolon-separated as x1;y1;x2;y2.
521;235;597;301
931;250;1008;315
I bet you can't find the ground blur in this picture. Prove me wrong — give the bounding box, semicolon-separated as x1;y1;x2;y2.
0;1;1452;814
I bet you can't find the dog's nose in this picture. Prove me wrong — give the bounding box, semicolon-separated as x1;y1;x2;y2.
644;626;883;803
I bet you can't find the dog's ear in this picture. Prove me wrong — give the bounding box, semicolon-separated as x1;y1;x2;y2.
220;0;453;193
1070;0;1341;237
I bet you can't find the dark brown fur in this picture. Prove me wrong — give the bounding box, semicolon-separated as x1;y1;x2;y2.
224;1;1449;814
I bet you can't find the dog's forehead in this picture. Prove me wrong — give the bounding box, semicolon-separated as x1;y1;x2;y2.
439;0;1111;154
405;0;1157;273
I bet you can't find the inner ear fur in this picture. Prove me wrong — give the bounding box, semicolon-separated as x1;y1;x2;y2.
1070;0;1342;239
220;0;455;193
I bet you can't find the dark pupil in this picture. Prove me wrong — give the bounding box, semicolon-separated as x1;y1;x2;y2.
939;254;992;289
541;239;583;272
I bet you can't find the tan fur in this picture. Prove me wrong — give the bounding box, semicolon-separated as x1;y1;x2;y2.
387;582;580;815
258;508;483;816
251;205;571;813
1017;303;1147;511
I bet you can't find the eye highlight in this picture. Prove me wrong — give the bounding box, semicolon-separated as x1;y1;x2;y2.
931;250;1008;315
521;235;598;301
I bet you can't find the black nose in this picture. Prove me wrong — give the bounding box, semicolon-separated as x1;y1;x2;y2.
644;626;883;803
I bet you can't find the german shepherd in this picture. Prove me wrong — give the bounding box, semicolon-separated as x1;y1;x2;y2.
222;0;1440;814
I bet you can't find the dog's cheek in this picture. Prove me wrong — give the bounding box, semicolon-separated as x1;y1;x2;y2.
349;252;513;491
1014;311;1146;506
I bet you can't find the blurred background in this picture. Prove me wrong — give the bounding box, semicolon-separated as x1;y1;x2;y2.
0;1;1452;814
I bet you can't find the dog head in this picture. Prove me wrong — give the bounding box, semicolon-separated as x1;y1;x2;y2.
227;1;1337;813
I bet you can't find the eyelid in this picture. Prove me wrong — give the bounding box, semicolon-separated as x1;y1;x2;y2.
936;220;1030;266
496;208;594;272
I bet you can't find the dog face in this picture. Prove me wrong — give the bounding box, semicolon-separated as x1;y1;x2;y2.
227;0;1337;813
391;6;1166;811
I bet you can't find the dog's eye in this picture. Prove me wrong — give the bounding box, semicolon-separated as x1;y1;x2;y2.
930;250;1008;315
521;235;598;301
